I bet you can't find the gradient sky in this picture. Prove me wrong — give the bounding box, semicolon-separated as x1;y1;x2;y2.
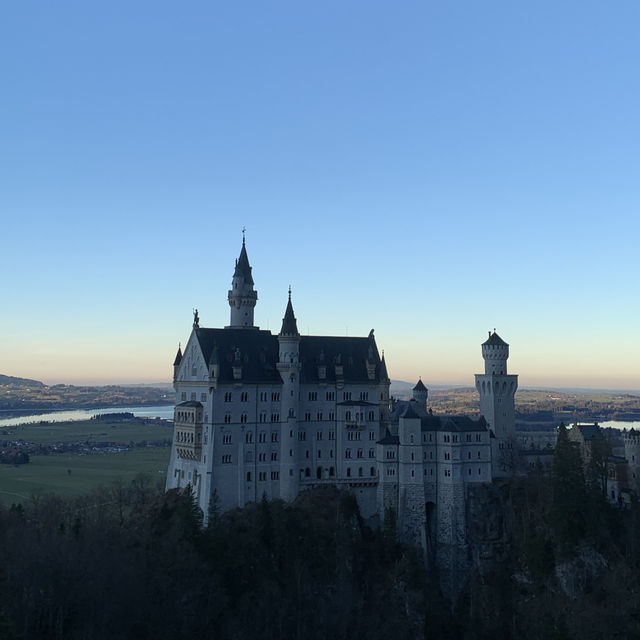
2;2;639;389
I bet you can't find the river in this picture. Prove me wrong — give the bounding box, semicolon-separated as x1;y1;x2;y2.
0;405;175;427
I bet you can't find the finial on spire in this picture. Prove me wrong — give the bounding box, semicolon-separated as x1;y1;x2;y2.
242;226;246;245
288;285;292;301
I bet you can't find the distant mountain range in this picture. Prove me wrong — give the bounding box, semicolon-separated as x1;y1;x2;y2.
0;374;172;412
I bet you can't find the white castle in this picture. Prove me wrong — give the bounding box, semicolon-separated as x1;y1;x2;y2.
166;237;518;549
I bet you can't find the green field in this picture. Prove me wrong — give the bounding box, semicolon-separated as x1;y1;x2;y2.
0;448;170;505
1;418;172;445
0;417;173;505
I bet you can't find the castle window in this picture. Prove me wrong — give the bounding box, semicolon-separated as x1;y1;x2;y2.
271;432;278;442
343;392;352;401
329;466;335;476
318;449;322;458
272;392;280;401
181;392;186;401
190;393;196;401
308;392;318;401
357;449;363;458
368;411;374;421
478;468;481;475
444;452;450;460
476;434;482;442
411;470;414;478
241;392;249;402
201;393;207;402
259;412;267;423
241;413;248;424
370;466;376;476
259;472;266;482
271;452;278;461
290;449;293;457
258;453;266;462
305;412;311;421
360;392;368;401
305;468;311;477
271;471;279;480
346;411;352;421
387;468;395;476
224;392;232;402
271;413;280;422
191;367;197;377
369;431;375;440
306;450;310;458
329;431;335;440
222;455;232;464
330;449;334;458
478;451;481;458
224;413;231;424
260;392;267;402
329;412;335;421
411;452;414;461
346;448;352;459
430;469;433;476
468;452;471;459
468;469;471;475
410;435;414;444
429;434;433;442
290;469;293;476
326;391;335;401
317;467;322;479
359;467;363;477
369;448;375;458
316;431;323;441
444;469;451;477
245;433;253;444
247;472;252;481
317;412;323;421
466;434;471;442
259;432;266;443
453;435;458;443
289;408;294;417
347;467;351;477
298;431;306;441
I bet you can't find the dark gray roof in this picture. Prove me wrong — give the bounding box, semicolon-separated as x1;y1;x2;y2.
576;424;601;440
173;347;183;366
234;241;254;285
279;294;299;337
482;331;508;347
193;328;387;385
194;328;282;384
378;429;400;445
400;403;420;419
298;335;387;384
176;400;203;408
413;379;427;392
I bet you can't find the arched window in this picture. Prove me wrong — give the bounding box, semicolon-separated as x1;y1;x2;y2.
346;411;352;421
329;466;335;477
305;467;311;477
316;467;322;479
247;472;252;481
370;466;376;476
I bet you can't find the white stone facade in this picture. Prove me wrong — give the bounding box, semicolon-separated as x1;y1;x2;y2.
165;239;518;545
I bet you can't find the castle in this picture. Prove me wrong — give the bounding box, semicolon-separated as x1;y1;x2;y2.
165;237;518;551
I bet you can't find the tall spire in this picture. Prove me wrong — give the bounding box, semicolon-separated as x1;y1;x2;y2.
227;233;258;329
279;288;299;337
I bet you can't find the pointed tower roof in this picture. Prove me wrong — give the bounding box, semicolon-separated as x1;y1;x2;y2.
279;288;299;337
173;346;183;366
413;378;427;392
233;236;254;285
482;331;508;347
379;352;389;382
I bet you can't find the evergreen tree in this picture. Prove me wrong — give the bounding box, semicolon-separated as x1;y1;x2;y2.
551;422;586;553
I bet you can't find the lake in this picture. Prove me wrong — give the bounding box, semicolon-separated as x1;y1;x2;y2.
0;405;175;427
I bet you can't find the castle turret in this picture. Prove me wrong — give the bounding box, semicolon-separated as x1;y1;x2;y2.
474;331;518;477
227;234;258;328
173;345;182;384
277;289;301;501
412;378;428;413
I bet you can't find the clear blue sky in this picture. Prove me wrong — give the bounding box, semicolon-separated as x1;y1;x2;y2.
2;1;639;389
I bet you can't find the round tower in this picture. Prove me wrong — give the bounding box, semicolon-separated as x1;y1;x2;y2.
227;233;258;328
412;378;428;413
474;330;518;478
482;331;509;374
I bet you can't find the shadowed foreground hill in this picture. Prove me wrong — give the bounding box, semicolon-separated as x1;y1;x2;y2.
0;484;427;640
